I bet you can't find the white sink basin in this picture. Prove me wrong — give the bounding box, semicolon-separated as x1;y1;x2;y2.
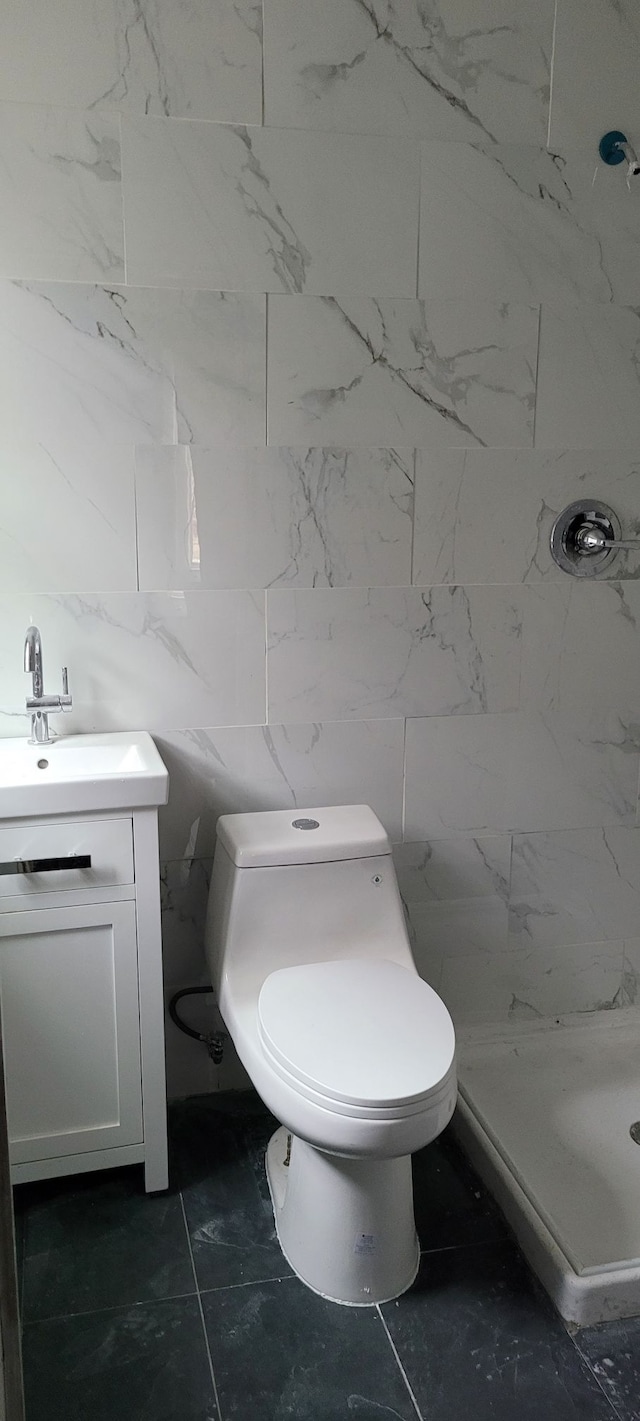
0;732;169;819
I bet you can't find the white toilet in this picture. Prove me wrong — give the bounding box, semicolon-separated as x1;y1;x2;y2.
204;804;456;1306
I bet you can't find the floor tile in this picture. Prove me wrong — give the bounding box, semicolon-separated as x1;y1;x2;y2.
19;1166;194;1322
12;1194;24;1317
169;1089;275;1190
23;1296;219;1421
237;1101;284;1210
202;1275;417;1421
412;1132;508;1253
381;1242;617;1421
171;1095;291;1291
576;1317;640;1421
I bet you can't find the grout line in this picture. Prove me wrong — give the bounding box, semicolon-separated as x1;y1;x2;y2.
118;111;128;286
531;303;542;449
418;1236;506;1259
570;1338;626;1421
546;0;558;151
264;589;269;724
18;1222;25;1328
401;716;407;843
376;1304;424;1421
132;448;141;592
264;291;269;446
22;1289;199;1329
415;147;422;299
180;1193;223;1421
409;447;417;586
199;1274;292;1299
260;0;265;126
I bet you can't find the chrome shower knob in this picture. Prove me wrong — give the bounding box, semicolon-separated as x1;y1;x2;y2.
549;500;630;577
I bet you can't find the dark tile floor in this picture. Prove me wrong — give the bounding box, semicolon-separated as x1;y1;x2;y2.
15;1093;640;1421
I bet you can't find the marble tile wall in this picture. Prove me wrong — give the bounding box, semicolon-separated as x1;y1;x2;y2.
2;0;640;1089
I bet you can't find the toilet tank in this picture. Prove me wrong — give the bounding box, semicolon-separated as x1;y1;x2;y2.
205;805;414;996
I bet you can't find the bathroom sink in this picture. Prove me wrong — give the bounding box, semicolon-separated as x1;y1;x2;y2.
0;731;169;819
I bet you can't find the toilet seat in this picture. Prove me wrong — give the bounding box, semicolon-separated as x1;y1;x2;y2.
257;958;455;1114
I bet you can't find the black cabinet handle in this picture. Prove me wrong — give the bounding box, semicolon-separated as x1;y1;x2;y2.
0;855;92;876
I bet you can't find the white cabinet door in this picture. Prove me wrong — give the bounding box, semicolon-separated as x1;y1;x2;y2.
0;901;143;1164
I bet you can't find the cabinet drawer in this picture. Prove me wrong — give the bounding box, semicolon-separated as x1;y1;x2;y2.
0;818;134;899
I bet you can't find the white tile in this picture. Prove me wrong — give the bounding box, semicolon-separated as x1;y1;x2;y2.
441;940;625;1025
0;439;136;593
414;449;640;586
155;720;405;861
0;0;121;109
162;290;266;446
517;710;640;831
408;897;509;960
510;828;640;949
553;582;640;713
394;837;511;904
0;0;263;122
0;279;169;446
405;714;511;839
409;938;444;994
0;282;265;447
404;711;640;839
549;0;640;149
268;296;538;448
408;450;464;584
161;855;252;1097
406;716;512;835
439;950;512;1024
263;0;553;143
518;583;571;713
267;586;521;724
135;445;413;591
160;864;250;1094
621;940;640;1007
419;142;640;306
122;118;419;296
119;0;262;122
0;105;123;283
535;303;640;450
161;857;212;988
0;591;266;737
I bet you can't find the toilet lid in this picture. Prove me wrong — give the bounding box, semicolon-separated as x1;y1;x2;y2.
257;959;455;1109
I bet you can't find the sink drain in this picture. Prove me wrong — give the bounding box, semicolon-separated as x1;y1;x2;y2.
630;1122;640;1145
37;758;49;770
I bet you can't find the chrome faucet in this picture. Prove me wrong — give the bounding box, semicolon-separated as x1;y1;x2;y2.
24;626;72;744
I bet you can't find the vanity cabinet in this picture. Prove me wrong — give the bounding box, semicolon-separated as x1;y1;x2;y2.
0;807;167;1193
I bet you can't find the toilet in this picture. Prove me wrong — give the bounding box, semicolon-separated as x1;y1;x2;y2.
204;804;457;1306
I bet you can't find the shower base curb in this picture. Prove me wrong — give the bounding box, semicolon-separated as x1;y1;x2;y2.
452;1092;640;1327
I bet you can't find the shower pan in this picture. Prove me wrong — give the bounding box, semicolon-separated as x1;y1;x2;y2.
453;1010;640;1325
446;500;640;1326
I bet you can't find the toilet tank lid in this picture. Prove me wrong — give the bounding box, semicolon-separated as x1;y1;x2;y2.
215;804;391;867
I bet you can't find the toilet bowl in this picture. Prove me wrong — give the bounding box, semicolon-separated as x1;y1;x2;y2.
204;804;456;1305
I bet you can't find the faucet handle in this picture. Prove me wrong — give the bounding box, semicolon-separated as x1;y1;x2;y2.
60;667;72;710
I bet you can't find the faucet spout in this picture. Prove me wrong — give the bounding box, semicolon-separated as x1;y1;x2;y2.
22;625;72;745
24;625;44;699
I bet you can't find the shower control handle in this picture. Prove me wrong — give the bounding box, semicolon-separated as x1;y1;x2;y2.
574;524;640;555
549;500;638;577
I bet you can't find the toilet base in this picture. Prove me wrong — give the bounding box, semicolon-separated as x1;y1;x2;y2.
266;1125;420;1306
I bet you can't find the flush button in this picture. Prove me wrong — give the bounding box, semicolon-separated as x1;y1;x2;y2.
292;818;319;830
